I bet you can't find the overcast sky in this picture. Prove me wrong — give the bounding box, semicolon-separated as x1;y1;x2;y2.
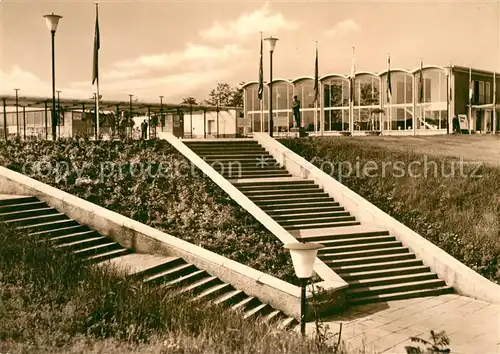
1;0;499;104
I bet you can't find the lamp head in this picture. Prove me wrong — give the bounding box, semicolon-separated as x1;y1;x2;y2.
284;242;324;279
43;13;63;33
264;36;279;53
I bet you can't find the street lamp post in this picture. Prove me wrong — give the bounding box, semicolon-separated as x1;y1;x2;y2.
129;94;134;138
264;37;278;137
56;90;62;137
14;89;20;136
284;242;324;337
43;13;62;141
159;95;164;132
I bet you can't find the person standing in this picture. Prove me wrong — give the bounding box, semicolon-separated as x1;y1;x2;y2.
292;95;301;128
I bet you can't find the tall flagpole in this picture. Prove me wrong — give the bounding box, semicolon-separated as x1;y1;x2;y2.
350;45;355;134
493;71;496;134
469;66;472;134
314;41;318;134
94;2;100;139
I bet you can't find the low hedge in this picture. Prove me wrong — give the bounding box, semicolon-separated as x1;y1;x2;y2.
280;137;500;284
0;138;297;285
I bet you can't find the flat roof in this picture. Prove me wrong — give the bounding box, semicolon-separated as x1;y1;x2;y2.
0;95;239;113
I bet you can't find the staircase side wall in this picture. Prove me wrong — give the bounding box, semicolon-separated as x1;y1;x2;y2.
0;165;334;319
254;133;500;304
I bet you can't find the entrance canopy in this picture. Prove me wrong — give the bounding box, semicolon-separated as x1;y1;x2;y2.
0;94;236;114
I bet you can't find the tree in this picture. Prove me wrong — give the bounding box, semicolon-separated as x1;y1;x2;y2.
181;97;198;105
204;82;244;108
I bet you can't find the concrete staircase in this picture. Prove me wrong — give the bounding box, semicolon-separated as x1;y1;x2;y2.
0;195;298;329
185;140;454;306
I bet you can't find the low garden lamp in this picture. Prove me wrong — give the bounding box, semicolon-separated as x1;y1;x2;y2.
284;242;324;337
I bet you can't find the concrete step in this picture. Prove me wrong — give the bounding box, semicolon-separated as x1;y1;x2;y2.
296;227;390;242
195;283;234;301
213;289;247;307
221;169;289;177
233;179;314;187
231;296;260;312
48;230;100;245
194;149;268;155
241;187;322;196
200;153;275;159
273;210;350;220
319;240;403;254
332;259;423;274
339;265;431;281
348;272;439;289
317;235;397;248
30;224;91;238
6;213;68;226
180;276;222;295
255;196;334;206
74;242;124;258
250;192;330;201
145;263;199;284
321;246;410;260
204;157;279;164
279;317;299;330
85;248;132;263
0;201;48;213
285;221;360;231
278;215;357;227
216;166;284;174
131;257;185;279
20;219;80;232
233;173;293;179
347;286;454;306
265;205;344;216
0;207;59;221
264;309;284;323
237;183;317;192
243;302;272;320
165;269;208;288
55;235;109;251
0;196;39;206
322;252;416;267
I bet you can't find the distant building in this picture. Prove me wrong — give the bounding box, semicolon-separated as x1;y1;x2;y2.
242;65;500;135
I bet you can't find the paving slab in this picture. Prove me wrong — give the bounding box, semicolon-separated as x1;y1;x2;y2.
302;294;500;354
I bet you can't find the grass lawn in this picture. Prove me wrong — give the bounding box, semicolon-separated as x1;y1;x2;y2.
0;222;345;354
280;135;500;284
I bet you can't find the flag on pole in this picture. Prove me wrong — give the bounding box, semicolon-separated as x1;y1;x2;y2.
257;33;264;100
468;67;473;102
313;42;319;103
350;46;356;103
419;58;424;103
92;4;100;85
387;54;392;102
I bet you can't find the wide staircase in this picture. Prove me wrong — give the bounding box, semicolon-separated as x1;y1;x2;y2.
185;140;454;306
0;195;298;329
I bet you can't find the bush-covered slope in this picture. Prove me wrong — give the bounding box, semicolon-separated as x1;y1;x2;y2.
281;137;500;283
0;138;296;284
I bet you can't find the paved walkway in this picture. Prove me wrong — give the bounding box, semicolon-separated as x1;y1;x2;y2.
304;294;499;354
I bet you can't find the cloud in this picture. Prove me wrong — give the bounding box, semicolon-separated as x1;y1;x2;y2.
0;66;91;99
324;19;361;37
1;43;248;104
199;3;299;40
106;43;247;79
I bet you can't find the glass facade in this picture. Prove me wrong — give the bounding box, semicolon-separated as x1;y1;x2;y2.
323;76;349;131
242;66;450;134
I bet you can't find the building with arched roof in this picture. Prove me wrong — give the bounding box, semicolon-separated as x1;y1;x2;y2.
242;64;500;136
